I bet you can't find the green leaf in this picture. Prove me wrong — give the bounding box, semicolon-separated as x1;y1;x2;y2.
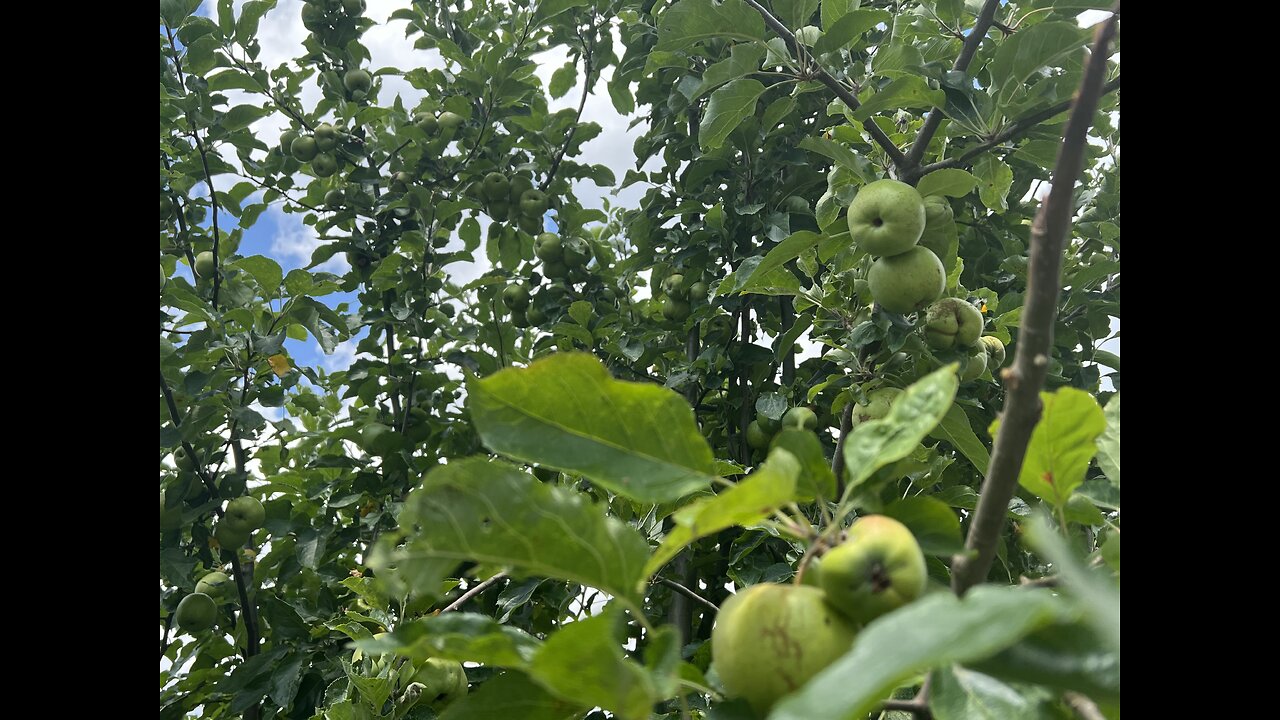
821;0;861;29
656;0;768;51
549;62;577;100
973;155;1014;213
842;365;958;500
970;621;1121;704
1023;515;1119;651
391;458;651;603
700;79;767;150
770;427;837;501
883;496;963;556
468;352;718;504
738;231;820;290
223;104;269;132
390;612;542;668
814;9;892;56
528;606;659;720
773;0;820;31
1016;388;1106;506
232;255;283;294
930;665;1044;720
915;169;980;198
692;44;767;101
798;136;869;179
437;671;585;720
850;76;945;122
988;22;1089;108
642;448;799;579
1096;393;1119;486
929;403;989;474
769;586;1067;720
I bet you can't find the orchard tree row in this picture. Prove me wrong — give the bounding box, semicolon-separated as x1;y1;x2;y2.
160;1;1120;718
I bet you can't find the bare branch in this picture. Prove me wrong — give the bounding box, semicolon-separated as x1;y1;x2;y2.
440;572;508;613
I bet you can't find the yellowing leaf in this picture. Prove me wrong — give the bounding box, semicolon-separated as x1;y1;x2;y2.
267;354;291;378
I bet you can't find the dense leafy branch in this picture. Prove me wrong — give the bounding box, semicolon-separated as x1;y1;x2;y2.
950;4;1120;594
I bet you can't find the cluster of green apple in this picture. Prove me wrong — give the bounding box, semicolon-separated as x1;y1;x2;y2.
478;171;550;235
281;123;346;179
172;569;238;634
847;179;950;315
656;272;709;324
711;516;928;713
352;634;469;713
922;297;1008;381
746;405;819;451
213;495;266;550
301;0;366;38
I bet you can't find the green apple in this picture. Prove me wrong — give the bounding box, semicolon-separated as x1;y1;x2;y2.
412;657;469;710
867;246;945;314
279;129;300;154
224;496;266;532
343;69;372;93
542;260;569;279
482;172;510;202
711;583;858;714
662;297;690;322
360;422;402;456
413;112;439;135
518;189;548;218
437;111;465;133
960;340;987;381
507;174;534;204
324;188;345;209
919;195;954;258
852;387;902;424
782;406;818;431
847;179;926;257
980;336;1007;369
662;273;688;299
820;515;927;625
312;153;339;178
687;281;709;302
290;135;319;162
194;251;216;279
215;520;251;549
561;238;592;268
923;297;984;349
314;123;340;151
300;3;327;32
175;592;218;632
704;314;735;341
159;491;183;531
797;556;823;588
534;233;562;262
756;410;782;434
502;284;531;310
196;571;234;603
746;420;772;450
525;305;547;326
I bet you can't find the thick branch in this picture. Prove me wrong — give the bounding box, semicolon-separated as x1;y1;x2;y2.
440;572;507;613
656;576;720;614
905;0;1003;168
230;554;261;657
741;0;909;171
950;5;1119;595
911;75;1121;181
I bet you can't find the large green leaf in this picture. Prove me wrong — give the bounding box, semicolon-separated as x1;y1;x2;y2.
642;448;799;579
700;79;768;150
915;169;980;198
813;9;892;56
769;587;1068;720
390;458;651;603
973;155;1014;213
437;671;584;720
1015;387;1106;507
656;0;768;51
770;428;837;501
930;402;990;474
987;22;1090;109
841;365;958;500
850;76;945;122
692;43;767;101
970;621;1121;704
468;353;717;504
1096;393;1119;486
931;665;1050;720
883;496;963;556
738;231;821;291
528;606;663;720
375;612;543;668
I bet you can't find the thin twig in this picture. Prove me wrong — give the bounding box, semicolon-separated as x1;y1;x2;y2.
656;577;720;614
439;572;507;613
159;368;222;504
1064;692;1107;720
159;612;175;660
542;30;594;192
950;5;1120;595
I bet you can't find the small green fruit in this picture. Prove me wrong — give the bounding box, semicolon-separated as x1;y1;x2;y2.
525;305;546;326
518;189;549;218
214;521;251;549
343;69;372;93
746;420;772;450
852;387;902;424
412;657;469;710
561;238;591;268
980;336;1007;369
923;298;984;350
919;195;954;258
224;496;266;532
756;410;782;434
175;593;218;632
782;406;818;431
798;556;823;588
542;260;569;279
290;135;319;162
314;123;340;151
312;153;339;178
820;515;927;625
482;172;510;202
960;341;987;381
325;188;345;209
534;233;563;262
194;251;216;279
360;422;402;456
159;491;183;531
279;129;300;154
867;246;945;315
662;274;687;299
502;284;531;310
195;571;234;603
437;111;465;133
847;179;926;257
662;297;690;322
687;281;709;302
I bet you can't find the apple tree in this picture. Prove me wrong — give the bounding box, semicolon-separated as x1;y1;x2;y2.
161;1;1119;718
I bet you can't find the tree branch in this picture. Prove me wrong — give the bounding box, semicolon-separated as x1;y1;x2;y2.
949;5;1119;595
911;76;1121;181
159;612;175;660
741;0;910;171
439;572;507;613
541;34;594;193
905;0;1003;168
1064;692;1107;720
159;368;222;504
656;576;720;614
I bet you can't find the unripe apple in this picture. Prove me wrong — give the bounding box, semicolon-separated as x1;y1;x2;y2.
482;172;510;202
688;281;709;302
324;188;345;209
360;422;402;456
923;297;984;349
160;491;183;531
502;284;531;310
175;592;218;632
196;571;234;603
314;123;340;152
542;260;569;279
411;657;469;710
847;179;926;257
507;174;534;204
745;420;773;450
214;519;251;549
343;68;372;94
867;246;945;314
852;387;902;424
756;410;782;434
437;111;465;134
194;251;216;279
662;297;690;322
291;135;319;162
518;189;549;218
525;305;546;326
960;341;987;381
279;129;300;154
797;556;823;588
561;238;592;268
820;515;927;625
342;0;365;15
782;406;818;431
711;583;858;713
980;336;1007;368
534;233;563;262
413;112;439;135
312;153;339;178
662;274;688;299
919;195;954;258
224;496;266;532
